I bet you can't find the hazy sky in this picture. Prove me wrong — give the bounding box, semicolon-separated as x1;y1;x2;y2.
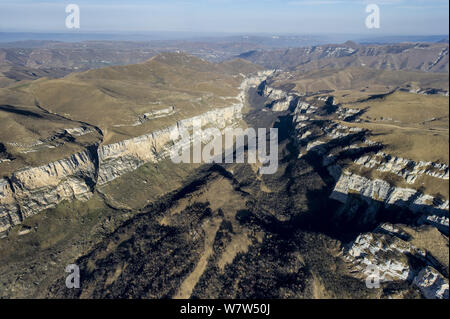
0;0;448;35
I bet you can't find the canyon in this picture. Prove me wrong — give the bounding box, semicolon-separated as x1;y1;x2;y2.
0;47;448;299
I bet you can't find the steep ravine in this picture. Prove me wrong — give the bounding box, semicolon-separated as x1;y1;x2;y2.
257;80;449;235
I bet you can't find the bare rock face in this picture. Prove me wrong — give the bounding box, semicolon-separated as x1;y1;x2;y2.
271;96;295;112
413;266;449;299
345;225;449;298
330;172;449;233
330;172;449;212
96;70;273;186
0;105;245;233
345;232;419;283
0;179;20;234
260;81;300;112
355;152;449;184
95;68;273;185
0;149;98;233
286;91;449;235
98;104;243;185
263;85;288;101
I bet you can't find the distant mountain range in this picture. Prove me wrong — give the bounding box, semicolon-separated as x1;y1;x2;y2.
0;39;448;89
239;42;449;73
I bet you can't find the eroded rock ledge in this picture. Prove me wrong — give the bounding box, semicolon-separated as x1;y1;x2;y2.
287;93;449;235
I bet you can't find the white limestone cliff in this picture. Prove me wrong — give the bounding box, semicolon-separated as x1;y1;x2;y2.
355;152;449;184
0;149;96;233
0;179;20;234
289;93;449;234
98;104;243;185
346;232;418;282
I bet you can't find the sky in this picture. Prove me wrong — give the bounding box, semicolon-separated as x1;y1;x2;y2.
0;0;448;35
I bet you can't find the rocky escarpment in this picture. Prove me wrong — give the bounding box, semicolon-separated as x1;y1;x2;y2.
0;147;98;234
97;70;275;185
256;80;449;235
37;69;448;300
274;87;449;298
97;104;244;185
344;223;449;299
346;232;420;283
0;179;20;235
413;266;449;299
260;81;300;112
275;94;449;243
0;71;271;235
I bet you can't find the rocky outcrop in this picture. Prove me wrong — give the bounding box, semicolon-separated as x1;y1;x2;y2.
296;121;448;228
0;104;244;234
345;232;419;282
114;106;177;128
1;148;98;233
413;266;449;299
288;92;449;235
1;148;97;234
262;85;288;101
98;104;243;185
271;96;296;112
255;71;449;298
345;225;450;297
96;69;275;185
330;171;449;233
330;171;449;213
260;82;300;112
141;106;176;120
355;152;449;184
11;149;97;215
0;179;21;234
